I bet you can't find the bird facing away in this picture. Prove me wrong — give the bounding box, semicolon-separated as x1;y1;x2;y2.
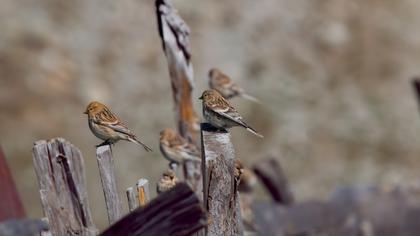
199;90;263;138
84;101;152;151
208;68;259;103
160;128;201;165
156;169;179;194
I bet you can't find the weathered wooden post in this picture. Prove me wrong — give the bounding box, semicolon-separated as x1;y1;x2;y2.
126;187;138;212
126;178;151;212
136;178;150;206
201;123;243;236
155;0;199;144
155;0;202;197
96;145;123;224
32;138;97;236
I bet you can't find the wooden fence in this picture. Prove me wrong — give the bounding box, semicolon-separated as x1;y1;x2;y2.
3;2;420;236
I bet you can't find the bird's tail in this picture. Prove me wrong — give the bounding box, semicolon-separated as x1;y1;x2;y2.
246;126;264;138
128;137;153;152
240;93;261;104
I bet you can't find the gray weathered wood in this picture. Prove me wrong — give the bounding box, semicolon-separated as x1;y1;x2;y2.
32;138;97;236
126;187;138;212
96;145;123;224
136;178;150;206
156;0;203;206
183;160;203;201
201;123;243;236
156;0;199;144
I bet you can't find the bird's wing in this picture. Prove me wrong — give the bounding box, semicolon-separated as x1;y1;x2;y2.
168;135;200;159
93;110;135;137
211;104;249;128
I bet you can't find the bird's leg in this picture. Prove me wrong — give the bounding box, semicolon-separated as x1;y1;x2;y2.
96;139;111;148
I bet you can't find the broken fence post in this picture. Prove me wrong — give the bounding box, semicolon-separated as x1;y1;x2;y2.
136;178;150;206
32;138;97;236
201;123;243;236
126;187;138;212
96;145;123;224
156;0;200;144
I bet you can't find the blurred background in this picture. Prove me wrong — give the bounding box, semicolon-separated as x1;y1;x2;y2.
1;0;420;230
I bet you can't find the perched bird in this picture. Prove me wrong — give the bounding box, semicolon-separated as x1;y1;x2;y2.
208;68;259;103
160;128;201;165
156;169;179;194
84;101;152;151
199;89;263;138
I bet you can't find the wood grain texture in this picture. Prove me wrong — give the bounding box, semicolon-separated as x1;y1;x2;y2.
136;178;150;206
183;160;203;201
126;187;138;212
0;146;25;221
201;123;243;236
100;183;207;236
96;145;123;225
155;0;199;144
32;138;97;236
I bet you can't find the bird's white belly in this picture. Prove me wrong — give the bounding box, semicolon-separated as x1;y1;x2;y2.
89;121;120;142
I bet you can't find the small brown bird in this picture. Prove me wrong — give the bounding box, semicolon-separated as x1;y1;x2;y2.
160;128;200;165
199;90;263;138
84;101;152;151
156;169;179;194
209;68;259;103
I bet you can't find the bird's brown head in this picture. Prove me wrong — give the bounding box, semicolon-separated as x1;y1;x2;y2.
199;89;228;107
159;128;177;142
208;68;230;87
84;101;106;116
208;68;221;79
163;170;176;180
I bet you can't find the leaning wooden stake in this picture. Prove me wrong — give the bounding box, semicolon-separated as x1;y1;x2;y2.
155;0;199;144
96;145;123;224
32;138;97;236
155;0;202;199
201;123;243;236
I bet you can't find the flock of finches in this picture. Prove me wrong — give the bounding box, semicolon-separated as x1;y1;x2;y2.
83;68;261;194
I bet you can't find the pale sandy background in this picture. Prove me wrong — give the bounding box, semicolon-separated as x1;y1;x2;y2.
1;0;420;230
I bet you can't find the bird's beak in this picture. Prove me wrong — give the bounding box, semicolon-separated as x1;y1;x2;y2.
83;110;88;114
198;96;203;100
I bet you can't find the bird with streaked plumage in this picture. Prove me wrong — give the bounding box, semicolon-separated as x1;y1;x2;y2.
156;169;179;194
208;68;260;103
84;101;152;151
159;128;200;166
199;89;263;138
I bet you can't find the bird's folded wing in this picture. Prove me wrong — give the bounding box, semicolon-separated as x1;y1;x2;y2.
212;106;249;128
95;119;135;136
